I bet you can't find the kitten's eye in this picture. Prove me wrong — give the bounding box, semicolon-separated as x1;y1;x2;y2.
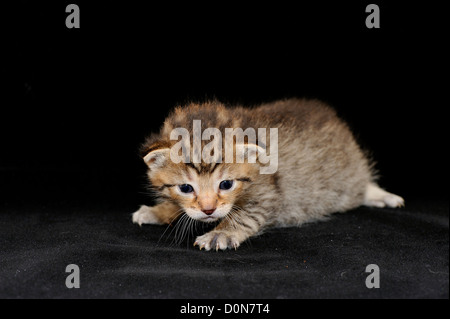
179;184;194;193
219;180;234;190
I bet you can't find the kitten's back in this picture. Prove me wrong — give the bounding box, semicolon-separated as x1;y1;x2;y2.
255;99;374;224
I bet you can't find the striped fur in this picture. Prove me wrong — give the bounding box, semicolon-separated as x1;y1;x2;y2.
133;98;403;251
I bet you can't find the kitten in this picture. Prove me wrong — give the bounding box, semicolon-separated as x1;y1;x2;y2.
132;98;404;251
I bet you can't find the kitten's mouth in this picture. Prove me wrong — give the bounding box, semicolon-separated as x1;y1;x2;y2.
200;216;219;222
186;208;228;223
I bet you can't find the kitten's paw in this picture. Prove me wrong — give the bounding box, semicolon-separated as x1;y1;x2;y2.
132;205;164;226
364;183;405;208
381;193;405;208
194;231;240;251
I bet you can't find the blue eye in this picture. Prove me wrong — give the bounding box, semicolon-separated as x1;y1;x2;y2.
219;180;234;190
179;184;194;193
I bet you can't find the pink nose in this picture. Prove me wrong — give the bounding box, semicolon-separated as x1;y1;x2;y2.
202;209;215;216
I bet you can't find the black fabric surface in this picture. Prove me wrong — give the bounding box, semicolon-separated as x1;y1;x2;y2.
1;170;447;299
5;1;447;301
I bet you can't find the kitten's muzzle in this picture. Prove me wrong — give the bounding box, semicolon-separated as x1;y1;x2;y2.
198;195;217;216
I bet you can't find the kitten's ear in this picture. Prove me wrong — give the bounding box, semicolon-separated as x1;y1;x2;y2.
143;148;170;170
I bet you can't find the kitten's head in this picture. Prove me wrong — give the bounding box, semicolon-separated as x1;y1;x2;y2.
142;144;262;223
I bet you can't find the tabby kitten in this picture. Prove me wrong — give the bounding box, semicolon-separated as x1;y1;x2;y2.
132;98;404;251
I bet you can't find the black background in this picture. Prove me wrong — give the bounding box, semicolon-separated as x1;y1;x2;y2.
1;1;448;302
4;1;447;206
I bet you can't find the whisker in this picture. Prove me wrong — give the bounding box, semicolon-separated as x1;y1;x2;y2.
187;217;196;248
172;214;188;246
172;213;197;247
226;210;239;230
179;216;190;245
157;209;185;245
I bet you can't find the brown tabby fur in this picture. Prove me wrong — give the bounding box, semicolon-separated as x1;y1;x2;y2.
132;98;404;251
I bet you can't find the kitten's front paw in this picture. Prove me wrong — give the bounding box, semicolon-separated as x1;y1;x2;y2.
132;205;164;226
194;231;241;251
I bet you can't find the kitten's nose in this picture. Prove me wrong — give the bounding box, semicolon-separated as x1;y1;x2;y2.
198;195;217;215
202;209;216;216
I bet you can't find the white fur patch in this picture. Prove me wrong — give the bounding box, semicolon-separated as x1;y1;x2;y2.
364;183;405;208
132;205;164;226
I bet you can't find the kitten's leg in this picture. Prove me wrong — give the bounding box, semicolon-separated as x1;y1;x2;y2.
363;182;405;208
194;209;266;251
132;202;182;226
